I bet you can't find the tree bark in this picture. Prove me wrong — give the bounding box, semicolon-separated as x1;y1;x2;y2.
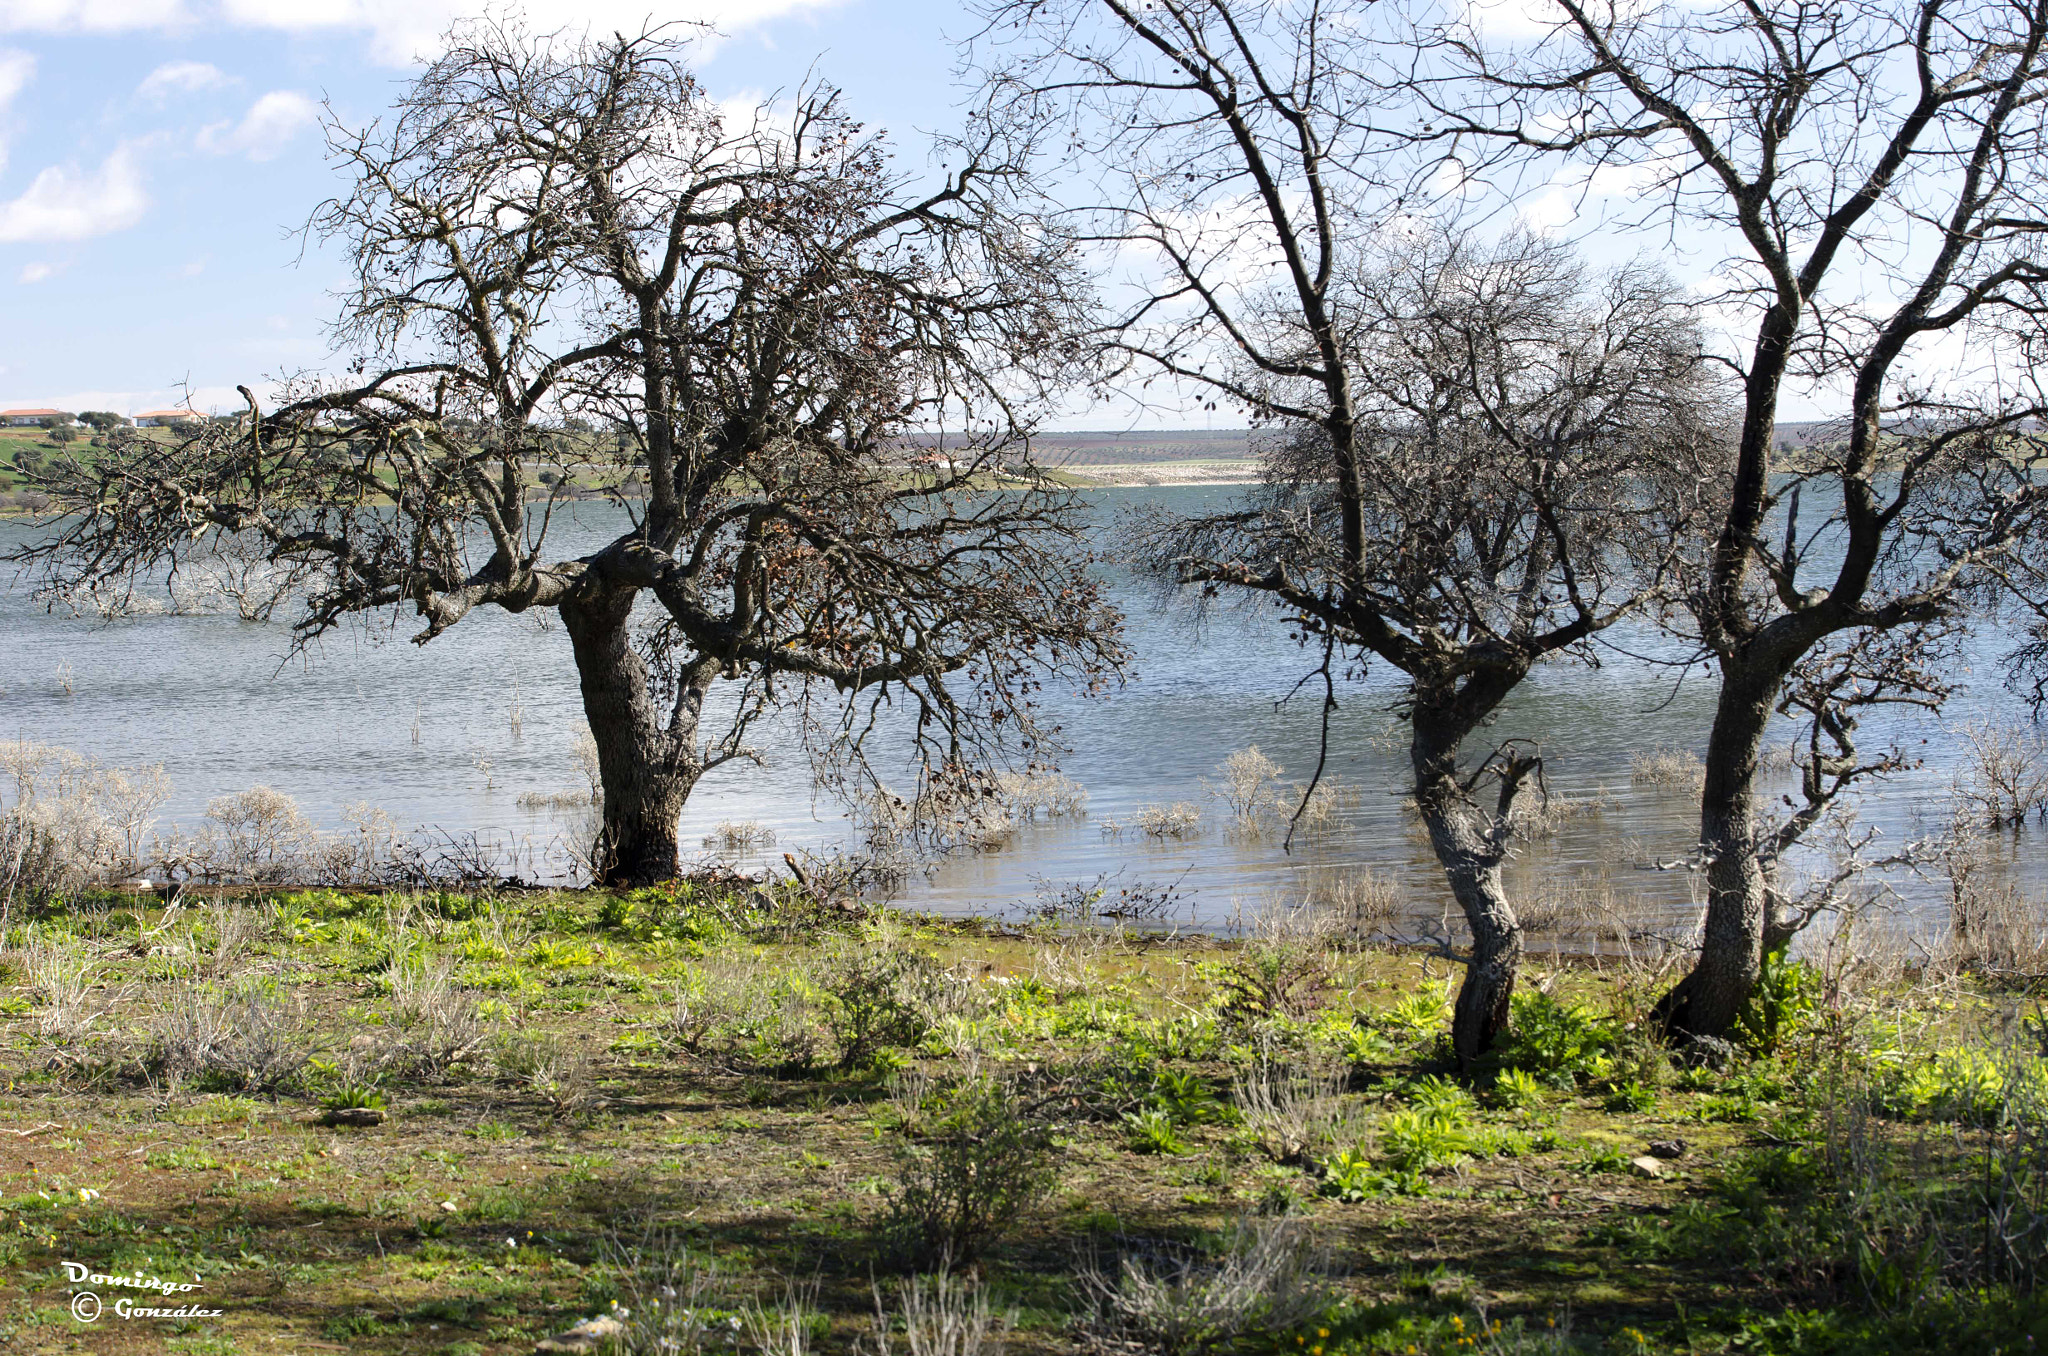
1412;724;1522;1070
560;587;699;887
1658;662;1777;1038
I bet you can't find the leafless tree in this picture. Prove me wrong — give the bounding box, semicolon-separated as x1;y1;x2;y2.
12;22;1125;886
981;0;1724;1064
1402;0;2048;1037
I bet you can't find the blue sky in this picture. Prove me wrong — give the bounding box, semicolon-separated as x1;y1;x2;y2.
0;0;1876;426
0;0;983;418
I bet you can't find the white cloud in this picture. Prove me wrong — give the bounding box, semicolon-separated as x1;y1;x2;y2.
179;257;205;277
0;0;842;66
197;89;318;161
17;259;52;281
0;0;184;32
137;59;229;102
0;142;148;243
0;47;33;173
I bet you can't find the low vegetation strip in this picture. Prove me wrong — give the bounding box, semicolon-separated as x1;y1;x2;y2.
2;881;2046;1354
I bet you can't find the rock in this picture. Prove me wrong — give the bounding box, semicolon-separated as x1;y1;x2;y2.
1629;1155;1666;1179
318;1107;387;1128
535;1314;627;1353
1647;1138;1687;1159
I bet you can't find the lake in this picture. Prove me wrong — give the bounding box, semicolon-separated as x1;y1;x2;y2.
1;487;2038;939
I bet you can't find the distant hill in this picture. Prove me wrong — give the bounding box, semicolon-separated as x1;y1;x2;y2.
1022;424;1847;464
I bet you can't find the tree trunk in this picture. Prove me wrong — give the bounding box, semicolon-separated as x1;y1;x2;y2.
1658;663;1776;1039
560;587;699;887
1412;728;1522;1070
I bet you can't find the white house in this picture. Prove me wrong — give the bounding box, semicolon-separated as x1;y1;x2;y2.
134;408;202;428
2;408;67;427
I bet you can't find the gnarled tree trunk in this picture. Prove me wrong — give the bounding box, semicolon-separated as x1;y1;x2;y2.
560;587;700;887
1412;722;1523;1070
1657;666;1776;1038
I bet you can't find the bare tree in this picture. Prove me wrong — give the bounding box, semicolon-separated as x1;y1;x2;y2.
1404;0;2048;1036
13;22;1124;886
982;0;1722;1064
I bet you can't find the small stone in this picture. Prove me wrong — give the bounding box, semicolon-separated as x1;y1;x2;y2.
1629;1155;1665;1178
440;1199;458;1213
535;1314;627;1353
1647;1139;1687;1159
319;1106;387;1127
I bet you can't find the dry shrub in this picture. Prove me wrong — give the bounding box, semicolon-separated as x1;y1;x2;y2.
17;935;117;1056
1630;747;1704;788
191;786;316;884
872;1270;1005;1356
1299;866;1400;947
0;740;169;903
664;959;770;1053
379;959;493;1078
1952;720;2048;828
1081;1216;1334;1356
596;1234;731;1356
1231;1055;1358;1165
492;1028;598;1114
182;898;264;980
148;980;322;1094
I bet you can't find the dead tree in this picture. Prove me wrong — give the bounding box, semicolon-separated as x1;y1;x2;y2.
13;22;1125;886
982;0;1723;1066
1403;0;2048;1037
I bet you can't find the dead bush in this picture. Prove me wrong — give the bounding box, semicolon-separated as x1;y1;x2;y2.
1952;720;2048;827
1080;1216;1334;1356
872;1270;1006;1356
378;959;493;1078
1630;747;1704;789
1231;1055;1357;1166
147;980;321;1094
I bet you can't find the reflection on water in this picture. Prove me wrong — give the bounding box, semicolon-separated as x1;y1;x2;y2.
1;487;2038;931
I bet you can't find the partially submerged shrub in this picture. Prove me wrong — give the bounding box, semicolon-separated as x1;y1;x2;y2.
1952;720;2048;827
703;820;777;854
884;1078;1058;1267
1206;746;1286;825
1080;1216;1333;1356
1630;747;1704;788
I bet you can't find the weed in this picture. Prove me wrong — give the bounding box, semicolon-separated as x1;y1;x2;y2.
1494;991;1612;1084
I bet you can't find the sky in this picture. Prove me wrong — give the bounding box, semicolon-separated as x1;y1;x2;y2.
0;0;1872;426
0;0;989;419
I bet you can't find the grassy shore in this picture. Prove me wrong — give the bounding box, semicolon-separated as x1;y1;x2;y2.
0;882;2044;1356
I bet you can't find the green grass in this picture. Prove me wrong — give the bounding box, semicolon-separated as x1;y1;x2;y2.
0;882;2043;1354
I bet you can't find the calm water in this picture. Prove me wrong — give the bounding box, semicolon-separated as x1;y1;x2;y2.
1;487;2038;933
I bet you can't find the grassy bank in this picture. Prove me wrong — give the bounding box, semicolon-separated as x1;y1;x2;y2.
2;882;2044;1356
